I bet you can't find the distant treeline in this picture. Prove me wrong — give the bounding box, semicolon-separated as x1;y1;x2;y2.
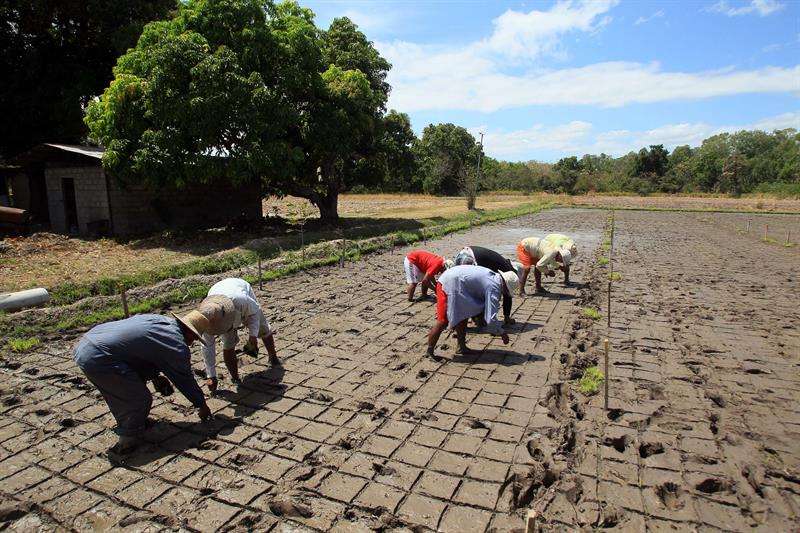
371;126;800;197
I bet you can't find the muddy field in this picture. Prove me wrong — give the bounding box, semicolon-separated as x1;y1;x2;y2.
0;208;798;531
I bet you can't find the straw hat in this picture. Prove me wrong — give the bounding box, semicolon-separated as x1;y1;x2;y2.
500;270;519;295
172;311;210;346
197;295;236;335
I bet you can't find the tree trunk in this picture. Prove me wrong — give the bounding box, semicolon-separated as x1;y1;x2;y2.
315;189;339;224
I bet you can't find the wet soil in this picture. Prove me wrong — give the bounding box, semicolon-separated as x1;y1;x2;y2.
0;208;798;531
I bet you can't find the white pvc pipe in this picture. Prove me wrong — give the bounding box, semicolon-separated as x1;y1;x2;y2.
0;288;50;312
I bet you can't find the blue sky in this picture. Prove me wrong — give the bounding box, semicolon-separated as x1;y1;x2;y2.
304;0;799;161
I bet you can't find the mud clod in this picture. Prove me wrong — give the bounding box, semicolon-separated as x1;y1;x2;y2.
268;499;313;518
372;462;397;476
468;419;490;430
307;391;333;403
603;434;630;453
606;408;624;421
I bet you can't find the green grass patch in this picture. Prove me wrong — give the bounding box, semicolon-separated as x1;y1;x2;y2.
785;242;796;248
7;337;41;353
598;257;609;266
582;307;602;320
608;272;622;281
578;366;605;395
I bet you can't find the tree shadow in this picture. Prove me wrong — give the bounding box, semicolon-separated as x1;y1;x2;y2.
117;367;286;467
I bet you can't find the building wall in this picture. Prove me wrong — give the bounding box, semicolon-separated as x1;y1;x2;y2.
108;178;262;236
44;164;110;234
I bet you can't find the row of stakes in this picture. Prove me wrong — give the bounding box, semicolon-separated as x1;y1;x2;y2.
745;219;793;244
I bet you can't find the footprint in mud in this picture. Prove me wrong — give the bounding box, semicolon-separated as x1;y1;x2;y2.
371;407;389;421
695;477;734;494
391;362;407;371
34;409;50;417
655;482;685;510
705;392;727;408
602;434;631;453
416;370;429;379
307;391;333;403
597;506;627;529
606;408;624;422
639;441;665;458
468;419;490;430
709;413;720;434
2;396;21;407
372;462;397;476
393;386;408;394
268;499;313;518
357;401;375;411
59;418;78;428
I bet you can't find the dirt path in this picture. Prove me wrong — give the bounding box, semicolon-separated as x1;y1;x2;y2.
1;208;797;531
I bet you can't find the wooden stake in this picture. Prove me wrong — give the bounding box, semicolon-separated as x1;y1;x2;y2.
526;510;538;533
786;230;790;245
747;219;751;233
764;224;768;241
607;280;611;328
258;257;263;290
340;236;346;268
603;338;610;411
121;288;129;318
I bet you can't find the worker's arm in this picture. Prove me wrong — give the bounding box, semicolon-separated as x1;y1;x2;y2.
201;333;217;378
242;297;262;338
420;272;437;291
502;293;512;319
158;345;208;411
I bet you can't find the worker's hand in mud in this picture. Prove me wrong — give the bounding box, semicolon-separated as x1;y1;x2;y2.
198;404;212;422
501;332;509;345
206;377;218;394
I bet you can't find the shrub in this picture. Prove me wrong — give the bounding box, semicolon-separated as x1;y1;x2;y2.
8;337;41;353
582;308;602;320
578;366;605;395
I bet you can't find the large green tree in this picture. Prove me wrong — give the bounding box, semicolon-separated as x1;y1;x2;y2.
415;123;480;196
86;0;390;222
378;110;419;192
0;0;175;159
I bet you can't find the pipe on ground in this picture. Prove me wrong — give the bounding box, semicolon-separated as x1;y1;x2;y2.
0;288;50;312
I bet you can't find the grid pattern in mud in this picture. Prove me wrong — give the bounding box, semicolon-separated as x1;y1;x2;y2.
0;209;605;532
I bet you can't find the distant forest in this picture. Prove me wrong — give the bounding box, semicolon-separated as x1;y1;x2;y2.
376;127;800;198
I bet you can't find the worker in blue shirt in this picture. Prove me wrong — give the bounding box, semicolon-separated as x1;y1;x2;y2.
74;312;212;454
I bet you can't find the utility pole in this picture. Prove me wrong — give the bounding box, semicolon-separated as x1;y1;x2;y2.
476;132;484;186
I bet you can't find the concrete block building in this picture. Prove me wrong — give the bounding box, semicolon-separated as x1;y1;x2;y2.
9;144;262;236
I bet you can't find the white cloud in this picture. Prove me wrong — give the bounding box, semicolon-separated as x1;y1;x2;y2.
635;9;665;26
380;50;800;112
377;0;799;114
340;8;397;33
477;112;800;160
484;0;618;60
708;0;785;17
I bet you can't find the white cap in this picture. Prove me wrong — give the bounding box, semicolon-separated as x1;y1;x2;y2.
560;249;572;267
444;259;455;270
500;270;519;295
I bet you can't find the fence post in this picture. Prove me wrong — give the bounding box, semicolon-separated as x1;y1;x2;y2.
258;257;263;290
746;219;751;233
764;224;768;241
120;288;130;318
786;230;790;245
603;339;610;411
607;281;611;328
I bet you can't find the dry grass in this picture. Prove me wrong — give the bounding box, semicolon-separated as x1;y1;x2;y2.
553;193;800;213
263;193;533;220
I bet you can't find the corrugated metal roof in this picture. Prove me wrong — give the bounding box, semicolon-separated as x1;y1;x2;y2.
43;143;104;159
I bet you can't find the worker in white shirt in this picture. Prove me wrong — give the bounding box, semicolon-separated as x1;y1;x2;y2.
196;278;280;392
515;233;577;295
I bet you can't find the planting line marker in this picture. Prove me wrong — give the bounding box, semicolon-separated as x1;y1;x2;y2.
764;224;768;241
747;219;751;233
258;257;263;290
526;509;538;533
607;281;612;328
603;338;610;411
120;288;129;318
787;230;790;245
340;236;346;268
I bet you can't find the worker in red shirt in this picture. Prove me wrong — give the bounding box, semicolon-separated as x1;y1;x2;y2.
404;249;454;301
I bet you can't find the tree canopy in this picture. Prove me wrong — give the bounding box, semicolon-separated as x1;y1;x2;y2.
0;0;176;159
85;0;391;221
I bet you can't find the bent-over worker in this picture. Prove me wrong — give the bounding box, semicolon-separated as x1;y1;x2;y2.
404;249;453;301
73;313;212;454
454;245;523;325
516;233;577;295
427;265;519;356
199;277;280;393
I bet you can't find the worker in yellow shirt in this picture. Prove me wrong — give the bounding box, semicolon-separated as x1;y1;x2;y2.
515;233;577;294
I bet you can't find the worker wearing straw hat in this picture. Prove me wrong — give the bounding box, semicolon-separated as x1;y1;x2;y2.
404;249;454;301
454;245;524;325
198;278;280;393
426;265;518;357
73;312;212;455
515;233;577;295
